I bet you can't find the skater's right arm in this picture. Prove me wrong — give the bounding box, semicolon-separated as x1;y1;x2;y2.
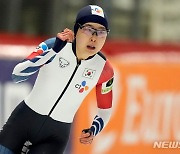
12;38;57;83
12;28;74;83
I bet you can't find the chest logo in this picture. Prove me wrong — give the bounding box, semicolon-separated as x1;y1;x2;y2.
75;81;89;93
59;57;69;68
82;68;96;79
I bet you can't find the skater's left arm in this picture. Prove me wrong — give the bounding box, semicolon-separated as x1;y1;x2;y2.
80;60;114;144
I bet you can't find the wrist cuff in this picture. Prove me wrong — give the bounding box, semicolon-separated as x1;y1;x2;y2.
52;37;67;53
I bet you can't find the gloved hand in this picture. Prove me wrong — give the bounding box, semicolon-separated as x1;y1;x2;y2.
79;128;94;144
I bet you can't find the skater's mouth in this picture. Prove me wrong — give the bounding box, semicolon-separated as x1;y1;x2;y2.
87;45;96;50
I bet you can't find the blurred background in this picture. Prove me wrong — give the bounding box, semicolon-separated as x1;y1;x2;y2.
0;0;180;154
1;0;180;42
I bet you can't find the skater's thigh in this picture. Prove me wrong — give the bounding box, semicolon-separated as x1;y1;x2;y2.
0;102;30;153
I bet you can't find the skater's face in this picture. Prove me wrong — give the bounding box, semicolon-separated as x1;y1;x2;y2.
75;22;109;60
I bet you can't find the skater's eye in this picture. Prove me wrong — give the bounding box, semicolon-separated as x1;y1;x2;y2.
78;23;110;38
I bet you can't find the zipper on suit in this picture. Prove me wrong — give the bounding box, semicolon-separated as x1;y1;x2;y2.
48;58;81;116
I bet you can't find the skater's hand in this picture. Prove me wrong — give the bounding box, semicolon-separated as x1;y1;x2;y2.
79;129;94;144
57;28;74;42
53;28;74;53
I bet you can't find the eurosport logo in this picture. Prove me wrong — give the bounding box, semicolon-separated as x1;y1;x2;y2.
153;141;180;148
75;81;89;93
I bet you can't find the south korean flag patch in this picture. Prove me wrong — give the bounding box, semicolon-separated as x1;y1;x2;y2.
83;68;96;79
101;77;114;94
